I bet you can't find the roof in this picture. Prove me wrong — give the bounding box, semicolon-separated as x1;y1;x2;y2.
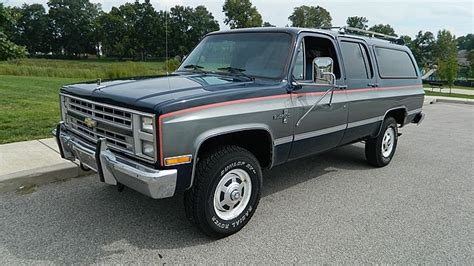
208;27;406;48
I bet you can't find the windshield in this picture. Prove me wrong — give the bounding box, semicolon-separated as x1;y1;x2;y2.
177;32;293;79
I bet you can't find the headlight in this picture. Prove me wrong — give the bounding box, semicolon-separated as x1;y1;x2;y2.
141;116;154;133
142;140;155;157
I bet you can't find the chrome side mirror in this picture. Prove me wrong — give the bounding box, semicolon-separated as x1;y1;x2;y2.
313;57;334;84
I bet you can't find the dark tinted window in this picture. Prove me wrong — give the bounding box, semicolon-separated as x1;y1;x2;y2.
340;41;370;79
375;47;417;78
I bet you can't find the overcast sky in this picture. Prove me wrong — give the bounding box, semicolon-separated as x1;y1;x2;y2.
3;0;473;38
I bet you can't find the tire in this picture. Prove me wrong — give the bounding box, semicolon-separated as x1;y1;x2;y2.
365;117;398;167
184;145;262;238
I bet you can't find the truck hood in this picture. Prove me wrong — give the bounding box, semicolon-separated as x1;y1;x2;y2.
61;73;267;113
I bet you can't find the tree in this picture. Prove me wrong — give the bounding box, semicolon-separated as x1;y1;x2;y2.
185;6;219;51
165;5;219;57
368;24;396;36
48;0;101;56
288;5;332;28
346;16;368;29
12;4;50;54
0;3;27;60
457;34;474;51
434;30;458;88
263;21;275;27
410;31;435;66
222;0;262;29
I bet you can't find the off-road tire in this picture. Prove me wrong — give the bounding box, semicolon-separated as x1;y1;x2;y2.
184;145;262;238
365;117;398;167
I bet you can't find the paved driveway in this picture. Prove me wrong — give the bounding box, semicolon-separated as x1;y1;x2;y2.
1;102;473;264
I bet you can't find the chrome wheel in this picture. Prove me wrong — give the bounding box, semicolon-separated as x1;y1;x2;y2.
213;169;252;221
382;127;395;157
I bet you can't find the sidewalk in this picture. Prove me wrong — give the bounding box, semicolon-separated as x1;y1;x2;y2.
0;138;87;192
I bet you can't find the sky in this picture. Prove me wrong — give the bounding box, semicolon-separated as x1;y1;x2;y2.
3;0;473;38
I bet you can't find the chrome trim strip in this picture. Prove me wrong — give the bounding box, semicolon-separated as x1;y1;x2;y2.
347;116;384;128
294;124;347;141
274;136;293;146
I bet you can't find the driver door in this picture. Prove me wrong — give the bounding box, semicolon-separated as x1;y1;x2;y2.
289;34;348;160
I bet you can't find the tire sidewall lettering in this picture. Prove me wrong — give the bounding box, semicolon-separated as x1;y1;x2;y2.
210;159;258;231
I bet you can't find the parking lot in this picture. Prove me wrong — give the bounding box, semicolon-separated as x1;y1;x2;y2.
1;102;472;264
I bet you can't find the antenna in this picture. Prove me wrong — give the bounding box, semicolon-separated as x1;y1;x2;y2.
165;7;169;76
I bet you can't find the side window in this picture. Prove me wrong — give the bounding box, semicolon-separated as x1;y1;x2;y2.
375;47;417;78
302;36;341;81
340;41;371;79
292;41;305;80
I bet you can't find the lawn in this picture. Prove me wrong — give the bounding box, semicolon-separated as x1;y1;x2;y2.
0;58;169;79
0;75;85;144
0;58;172;144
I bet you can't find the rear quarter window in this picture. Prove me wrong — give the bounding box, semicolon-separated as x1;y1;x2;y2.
374;47;417;78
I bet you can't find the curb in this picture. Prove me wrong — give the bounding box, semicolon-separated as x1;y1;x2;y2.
429;98;474;105
0;163;89;193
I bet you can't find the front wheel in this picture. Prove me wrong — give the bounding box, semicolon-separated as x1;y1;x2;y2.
365;117;398;167
184;145;262;238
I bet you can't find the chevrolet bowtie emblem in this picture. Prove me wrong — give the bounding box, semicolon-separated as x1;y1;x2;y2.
84;117;97;128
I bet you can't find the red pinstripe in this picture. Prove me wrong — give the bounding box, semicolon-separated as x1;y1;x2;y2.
158;84;422;166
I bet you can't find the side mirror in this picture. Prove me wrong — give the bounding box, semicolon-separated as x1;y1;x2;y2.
313;57;334;84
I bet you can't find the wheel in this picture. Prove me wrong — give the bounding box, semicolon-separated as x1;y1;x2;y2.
184;145;262;238
365;117;398;167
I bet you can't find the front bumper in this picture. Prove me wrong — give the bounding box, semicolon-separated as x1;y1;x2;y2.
54;122;177;199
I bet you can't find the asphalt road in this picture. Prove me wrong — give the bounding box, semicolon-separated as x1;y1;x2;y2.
1;102;473;264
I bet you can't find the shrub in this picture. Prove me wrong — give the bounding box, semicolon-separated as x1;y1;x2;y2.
0;33;28;61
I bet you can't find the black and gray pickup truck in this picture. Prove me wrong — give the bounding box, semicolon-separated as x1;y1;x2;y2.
54;27;425;237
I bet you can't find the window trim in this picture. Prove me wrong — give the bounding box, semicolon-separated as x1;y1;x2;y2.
289;32;344;82
373;46;419;79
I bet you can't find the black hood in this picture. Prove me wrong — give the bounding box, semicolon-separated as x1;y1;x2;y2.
61;73;282;114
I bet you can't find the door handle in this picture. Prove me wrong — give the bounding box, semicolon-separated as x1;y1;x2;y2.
368;83;378;88
335;85;347;90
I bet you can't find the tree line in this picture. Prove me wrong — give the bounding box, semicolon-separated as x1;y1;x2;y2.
0;0;472;79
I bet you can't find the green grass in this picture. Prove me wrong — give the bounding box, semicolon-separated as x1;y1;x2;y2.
424;90;474;99
0;75;85;144
0;58;169;79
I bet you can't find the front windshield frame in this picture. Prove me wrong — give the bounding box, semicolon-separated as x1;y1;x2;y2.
176;31;295;80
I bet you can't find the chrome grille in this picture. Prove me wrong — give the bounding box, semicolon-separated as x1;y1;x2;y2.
63;96;134;154
68;97;132;128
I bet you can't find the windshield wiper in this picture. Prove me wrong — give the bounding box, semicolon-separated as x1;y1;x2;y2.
182;64;204;70
217;67;254;81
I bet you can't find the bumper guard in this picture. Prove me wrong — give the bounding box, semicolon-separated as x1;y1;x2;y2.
54;122;177;199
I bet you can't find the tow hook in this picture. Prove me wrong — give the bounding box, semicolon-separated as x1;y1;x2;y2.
117;182;125;192
397;133;403;137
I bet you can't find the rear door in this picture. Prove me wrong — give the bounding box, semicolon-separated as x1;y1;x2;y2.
337;38;380;144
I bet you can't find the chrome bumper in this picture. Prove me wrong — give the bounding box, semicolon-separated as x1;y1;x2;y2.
54;122;177;199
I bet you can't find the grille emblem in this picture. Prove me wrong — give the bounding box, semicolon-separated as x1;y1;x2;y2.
84;117;97;128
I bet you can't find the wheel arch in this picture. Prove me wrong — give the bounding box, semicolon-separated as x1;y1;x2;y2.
187;124;275;190
375;106;407;137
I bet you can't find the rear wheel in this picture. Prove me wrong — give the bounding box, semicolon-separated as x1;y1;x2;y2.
184;145;262;238
365;117;398;167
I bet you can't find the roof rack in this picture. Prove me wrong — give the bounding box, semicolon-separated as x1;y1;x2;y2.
323;26;405;45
